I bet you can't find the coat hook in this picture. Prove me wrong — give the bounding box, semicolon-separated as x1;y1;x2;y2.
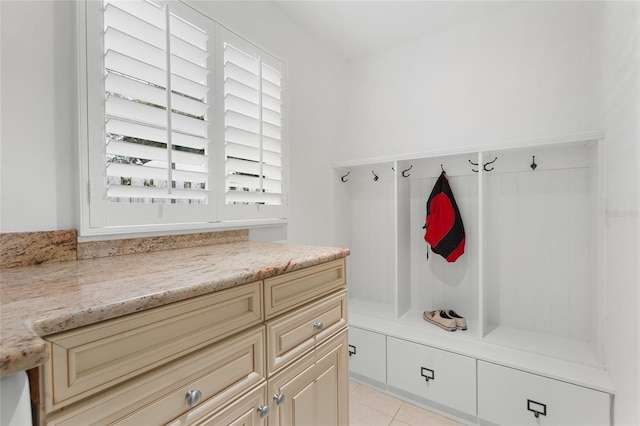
469;159;479;173
440;164;446;174
340;171;350;182
530;155;537;171
483;156;498;172
402;165;413;177
372;170;379;181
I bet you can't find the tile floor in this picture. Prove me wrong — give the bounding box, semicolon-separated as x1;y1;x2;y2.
348;380;462;426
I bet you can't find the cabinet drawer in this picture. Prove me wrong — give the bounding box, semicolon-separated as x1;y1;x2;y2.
267;289;347;374
43;282;263;411
45;327;265;425
387;337;476;416
478;361;611;426
168;383;268;426
348;327;386;386
268;329;349;426
264;259;345;319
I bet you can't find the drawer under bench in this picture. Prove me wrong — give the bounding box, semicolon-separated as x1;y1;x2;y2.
348;311;613;425
478;361;612;426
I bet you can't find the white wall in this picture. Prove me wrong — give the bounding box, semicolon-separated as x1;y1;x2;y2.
594;2;640;425
0;0;77;233
336;1;639;424
339;2;601;162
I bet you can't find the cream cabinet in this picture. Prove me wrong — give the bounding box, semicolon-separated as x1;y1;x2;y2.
264;260;349;426
267;330;349;426
44;327;266;425
42;282;264;412
33;258;348;426
266;289;347;374
263;259;347;320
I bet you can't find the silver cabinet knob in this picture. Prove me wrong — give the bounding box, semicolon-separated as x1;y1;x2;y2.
273;393;286;406
313;321;324;331
257;404;270;419
185;389;202;407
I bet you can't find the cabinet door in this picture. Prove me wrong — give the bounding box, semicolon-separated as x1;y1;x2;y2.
348;326;386;386
188;383;268;426
387;337;476;416
478;361;611;426
268;330;348;426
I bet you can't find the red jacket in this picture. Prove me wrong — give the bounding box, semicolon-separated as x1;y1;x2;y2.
424;172;465;262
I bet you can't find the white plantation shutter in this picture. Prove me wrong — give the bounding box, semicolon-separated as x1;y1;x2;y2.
80;1;287;233
103;0;210;204
223;41;284;209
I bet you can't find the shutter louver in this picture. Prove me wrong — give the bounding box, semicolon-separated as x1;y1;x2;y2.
103;0;209;204
224;43;283;206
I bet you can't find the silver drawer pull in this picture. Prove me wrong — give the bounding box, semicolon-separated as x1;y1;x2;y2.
185;389;202;406
273;393;286;406
527;399;547;418
313;321;324;331
257;404;270;419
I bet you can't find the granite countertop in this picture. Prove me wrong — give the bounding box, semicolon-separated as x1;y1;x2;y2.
0;241;349;377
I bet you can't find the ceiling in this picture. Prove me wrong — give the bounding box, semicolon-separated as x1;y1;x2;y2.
272;1;518;60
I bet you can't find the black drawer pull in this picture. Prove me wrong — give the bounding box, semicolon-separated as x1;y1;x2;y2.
348;344;356;357
527;399;547;418
421;367;435;382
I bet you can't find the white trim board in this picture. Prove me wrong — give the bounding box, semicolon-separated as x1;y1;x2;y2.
331;131;606;169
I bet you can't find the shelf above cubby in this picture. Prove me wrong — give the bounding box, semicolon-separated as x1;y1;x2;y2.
331;130;605;170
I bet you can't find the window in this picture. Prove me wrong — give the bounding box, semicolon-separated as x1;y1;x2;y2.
79;0;287;235
221;31;286;221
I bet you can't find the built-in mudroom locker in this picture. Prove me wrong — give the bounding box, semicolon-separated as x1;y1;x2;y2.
332;133;614;425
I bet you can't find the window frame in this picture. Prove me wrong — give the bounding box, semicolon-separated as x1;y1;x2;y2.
77;0;289;237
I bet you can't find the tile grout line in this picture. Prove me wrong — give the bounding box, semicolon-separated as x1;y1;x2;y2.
349;380;463;426
349;380;408;426
391;400;403;424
